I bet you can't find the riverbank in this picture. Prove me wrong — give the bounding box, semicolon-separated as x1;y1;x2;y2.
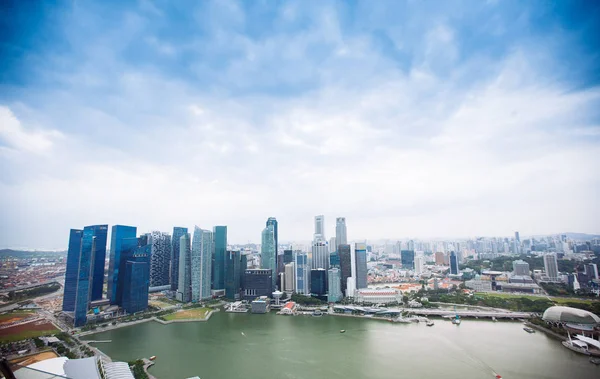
523;321;566;341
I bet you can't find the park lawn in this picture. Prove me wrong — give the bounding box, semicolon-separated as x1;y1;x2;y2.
0;324;59;343
550;297;595;305
475;292;542;301
149;300;174;309
163;307;211;321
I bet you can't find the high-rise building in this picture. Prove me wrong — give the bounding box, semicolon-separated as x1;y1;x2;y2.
512;260;530;276
311;240;329;270
415;255;425;275
171;227;188;291
327;268;343;302
310;269;328;296
354;243;368;289
149;231;172;287
243;269;272;300
261;225;277;288
212;226;227;290
73;228;95;327
87;225;108;302
330;252;340;267
121;243;151;314
585;263;599;280
314;215;325;239
401;250;415;270
177;233;192;302
266;216;278;253
225;250;241;300
107;225;137;305
191;227;213;302
294;252;310;295
335;217;347;246
544;253;559;280
329;237;337;253
449;251;459;275
284;263;295;293
435;252;445;265
338;244;352;296
283;250;294;264
63;229;83;312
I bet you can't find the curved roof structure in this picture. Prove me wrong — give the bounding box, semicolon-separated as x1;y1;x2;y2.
542;306;600;325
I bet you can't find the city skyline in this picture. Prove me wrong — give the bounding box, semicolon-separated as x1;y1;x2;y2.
1;1;600;249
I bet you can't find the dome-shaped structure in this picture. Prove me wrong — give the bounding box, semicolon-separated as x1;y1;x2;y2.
542;306;600;325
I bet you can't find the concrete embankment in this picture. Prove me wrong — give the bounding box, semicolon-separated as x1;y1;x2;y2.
524;322;566;341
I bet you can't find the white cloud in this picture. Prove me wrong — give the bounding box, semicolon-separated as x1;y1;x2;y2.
0;107;62;154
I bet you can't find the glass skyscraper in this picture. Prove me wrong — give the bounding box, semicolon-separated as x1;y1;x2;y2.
62;229;83;312
107;225;137;305
328;267;343;302
171;227;188;291
74;228;95;327
261;225;277;288
191;227;212;302
450;251;459;275
354;243;368;289
401;250;415;270
87;225;108;301
122;244;151;314
294;252;310;295
335;217;347;246
177;233;192;302
212;226;227;290
224;250;241;300
149;231;172;287
338;244;352;295
310;268;328;296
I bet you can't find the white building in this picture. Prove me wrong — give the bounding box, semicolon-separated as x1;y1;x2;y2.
284;262;295;293
346;276;356;298
465;278;493;292
354;289;403;304
191;226;213;302
311;239;329;270
543;253;559;281
415;255;425;275
328;267;343;303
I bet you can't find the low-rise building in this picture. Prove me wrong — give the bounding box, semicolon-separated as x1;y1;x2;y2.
251;296;271;314
354;289;402;304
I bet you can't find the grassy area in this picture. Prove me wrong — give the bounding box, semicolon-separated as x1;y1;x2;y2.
476;292;595;304
0;311;35;323
148;300;174;309
162;307;211;321
0;327;59;343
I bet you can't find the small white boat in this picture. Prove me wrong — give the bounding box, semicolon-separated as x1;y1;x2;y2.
562;340;590;355
426;320;434;327
312;310;323;317
492;316;497;322
340;329;346;333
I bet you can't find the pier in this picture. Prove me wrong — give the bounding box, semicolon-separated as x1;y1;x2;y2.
406;309;531;319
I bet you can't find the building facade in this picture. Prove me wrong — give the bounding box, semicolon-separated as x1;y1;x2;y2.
121;244;151;314
327;268;343;302
107;225;137;305
314;215;325;239
294;252;310;295
310;268;328;296
225;250;241;300
284;263;295;293
338;244;352;296
335;217;347;246
177;233;192;302
543;253;559;280
311;240;329;270
243;269;273;300
354;243;368;289
355;289;402;304
212;226;227;290
149;231;172;287
261;225;277;289
191;227;213;302
73;227;96;327
170;227;188;291
512;260;530;276
401;250;415;270
449;251;459;275
63;229;83;312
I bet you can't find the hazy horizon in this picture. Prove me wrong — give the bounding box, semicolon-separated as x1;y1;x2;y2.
1;1;599;249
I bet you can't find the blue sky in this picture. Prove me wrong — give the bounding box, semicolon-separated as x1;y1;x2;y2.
1;0;599;249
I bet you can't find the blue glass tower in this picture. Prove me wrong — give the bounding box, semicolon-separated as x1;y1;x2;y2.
212;226;227;290
224;250;240;300
74;228;95;327
108;225;137;304
87;225;108;301
355;243;368;289
450;251;459;275
122;244;151;314
171;227;188;291
401;250;415;270
62;229;83;312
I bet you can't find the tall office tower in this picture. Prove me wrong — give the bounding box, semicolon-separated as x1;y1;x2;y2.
266;216;278;254
515;231;521;243
401;250;415;270
107;225;137;305
177;233;192;302
73;228;97;327
346;276;356;298
585;263;599;280
544;253;559;280
329;237;337;253
261;225;277;288
338;244;352;296
283;250;294;264
149;231;172;287
122;243;151;314
449;251;459;275
84;225;108;301
212;226;227;290
415;255;425;275
243;269;272;300
171;227;188;291
284;263;295;293
327;268;343;302
512;260;530;276
225;250;241;300
63;229;83;312
314;215;325;239
330;252;340;267
191;227;213;302
407;240;415;251
335;217;347;246
310;269;328;296
240;253;248;291
294;252;310;295
434;252;445;265
311;240;329;270
354;243;368;289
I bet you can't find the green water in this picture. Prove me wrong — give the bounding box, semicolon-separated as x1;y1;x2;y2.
84;312;598;379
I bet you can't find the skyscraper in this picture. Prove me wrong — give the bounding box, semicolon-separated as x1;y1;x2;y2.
149;231;172;287
314;215;325;239
585;263;599;280
354;243;368;289
544;253;559;280
243;269;272;300
266;217;278;258
415;255;425;275
212;226;227;291
335;217;347;246
121;243;151;314
107;225;137;305
261;225;277;288
171;227;188;291
283;250;294;264
73;227;96;327
191;227;212;302
450;251;459;275
328;268;343;302
294;252;310;295
310;269;328;296
338;244;351;296
225;250;241;300
401;250;415;270
284;262;295;293
311;240;329;270
177;233;192;302
85;225;108;302
512;260;530;276
63;229;83;312
329;237;337;253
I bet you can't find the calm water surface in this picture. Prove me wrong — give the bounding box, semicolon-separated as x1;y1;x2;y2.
84;312;599;379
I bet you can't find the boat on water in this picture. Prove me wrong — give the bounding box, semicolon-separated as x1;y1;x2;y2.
562;340;590;355
523;327;535;334
340;330;346;333
451;306;461;325
312;310;323;317
492;317;497;322
426;320;434;327
590;357;600;365
149;356;157;361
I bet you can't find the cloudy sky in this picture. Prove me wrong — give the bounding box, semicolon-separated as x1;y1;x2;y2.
1;1;599;249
